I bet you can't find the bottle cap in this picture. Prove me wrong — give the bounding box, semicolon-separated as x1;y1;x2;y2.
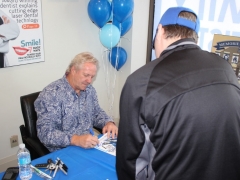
19;143;25;149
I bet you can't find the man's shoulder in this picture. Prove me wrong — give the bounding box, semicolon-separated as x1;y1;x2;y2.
44;77;67;92
39;77;72;99
127;59;161;84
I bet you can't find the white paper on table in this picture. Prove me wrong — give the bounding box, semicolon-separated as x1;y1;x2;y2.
94;133;117;156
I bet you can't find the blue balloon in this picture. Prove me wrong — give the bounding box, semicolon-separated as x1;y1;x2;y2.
113;14;133;36
108;47;127;70
88;0;112;28
112;0;134;22
99;24;120;49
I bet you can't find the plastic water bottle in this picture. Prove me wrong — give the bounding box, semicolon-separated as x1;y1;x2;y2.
17;143;32;180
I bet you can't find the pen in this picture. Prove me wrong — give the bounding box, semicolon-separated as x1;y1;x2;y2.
89;128;94;136
90;128;99;147
59;164;67;175
30;165;52;179
57;157;68;173
53;159;61;178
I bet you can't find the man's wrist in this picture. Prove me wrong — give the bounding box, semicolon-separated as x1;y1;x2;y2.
70;134;78;145
106;121;115;125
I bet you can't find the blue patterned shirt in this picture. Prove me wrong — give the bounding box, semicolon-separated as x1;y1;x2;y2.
34;76;112;152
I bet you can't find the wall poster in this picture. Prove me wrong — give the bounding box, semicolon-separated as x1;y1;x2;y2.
211;34;240;83
150;0;240;61
0;0;44;68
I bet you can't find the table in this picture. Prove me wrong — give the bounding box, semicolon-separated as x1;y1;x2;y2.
0;146;117;180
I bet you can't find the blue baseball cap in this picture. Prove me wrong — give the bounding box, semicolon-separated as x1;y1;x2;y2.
152;7;200;49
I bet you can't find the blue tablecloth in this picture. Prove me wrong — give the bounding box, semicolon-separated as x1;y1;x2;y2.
0;146;117;180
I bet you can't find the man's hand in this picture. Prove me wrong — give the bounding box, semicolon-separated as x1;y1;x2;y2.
102;121;118;139
0;16;9;38
71;134;99;149
2;16;10;24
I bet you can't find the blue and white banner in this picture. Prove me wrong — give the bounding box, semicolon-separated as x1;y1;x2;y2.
214;41;240;50
152;0;240;60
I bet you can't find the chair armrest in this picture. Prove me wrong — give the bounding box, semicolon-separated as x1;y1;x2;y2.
22;136;50;157
19;125;27;141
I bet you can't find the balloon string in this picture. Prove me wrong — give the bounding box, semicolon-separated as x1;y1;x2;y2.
120;36;131;42
109;48;115;119
108;38;122;119
100;45;111;113
99;23;124;120
101;48;115;120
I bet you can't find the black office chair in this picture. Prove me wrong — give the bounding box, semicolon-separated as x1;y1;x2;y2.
19;91;50;160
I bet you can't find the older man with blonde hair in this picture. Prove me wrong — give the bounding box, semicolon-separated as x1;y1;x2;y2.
35;52;118;152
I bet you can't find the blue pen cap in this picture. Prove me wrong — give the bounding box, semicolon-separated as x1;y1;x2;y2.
89;128;94;136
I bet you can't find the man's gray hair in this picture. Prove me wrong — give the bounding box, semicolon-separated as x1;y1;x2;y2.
66;52;99;74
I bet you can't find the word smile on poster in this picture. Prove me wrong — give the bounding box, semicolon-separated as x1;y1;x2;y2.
0;0;44;68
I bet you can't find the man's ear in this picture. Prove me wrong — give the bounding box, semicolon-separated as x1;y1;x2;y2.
158;24;164;39
155;24;164;43
71;66;77;74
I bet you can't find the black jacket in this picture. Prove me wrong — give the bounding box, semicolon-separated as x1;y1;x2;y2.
116;39;240;180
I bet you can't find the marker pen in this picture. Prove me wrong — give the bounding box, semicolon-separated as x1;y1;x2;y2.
89;128;94;136
31;165;52;179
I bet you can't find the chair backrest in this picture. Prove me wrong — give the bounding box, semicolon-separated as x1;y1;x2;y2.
20;91;40;139
20;91;50;160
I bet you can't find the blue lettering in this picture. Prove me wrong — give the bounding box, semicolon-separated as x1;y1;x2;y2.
232;31;240;37
21;39;41;47
219;0;240;23
198;27;209;49
175;0;186;6
225;30;231;35
208;0;217;21
208;29;222;50
208;40;213;51
21;40;24;47
210;28;222;35
198;0;206;20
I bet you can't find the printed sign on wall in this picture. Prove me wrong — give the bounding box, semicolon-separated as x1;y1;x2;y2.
0;0;44;68
151;0;240;60
211;34;240;82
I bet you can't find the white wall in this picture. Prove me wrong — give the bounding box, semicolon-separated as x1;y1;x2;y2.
118;1;150;100
0;0;150;163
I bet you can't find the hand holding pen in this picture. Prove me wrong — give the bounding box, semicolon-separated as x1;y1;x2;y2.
70;131;99;149
89;128;94;136
89;128;99;148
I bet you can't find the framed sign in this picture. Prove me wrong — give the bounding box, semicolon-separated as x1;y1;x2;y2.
0;0;44;68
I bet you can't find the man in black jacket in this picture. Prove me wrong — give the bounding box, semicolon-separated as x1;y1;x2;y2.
116;6;240;180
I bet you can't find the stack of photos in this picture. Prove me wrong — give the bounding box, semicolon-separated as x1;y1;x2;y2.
95;133;117;156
